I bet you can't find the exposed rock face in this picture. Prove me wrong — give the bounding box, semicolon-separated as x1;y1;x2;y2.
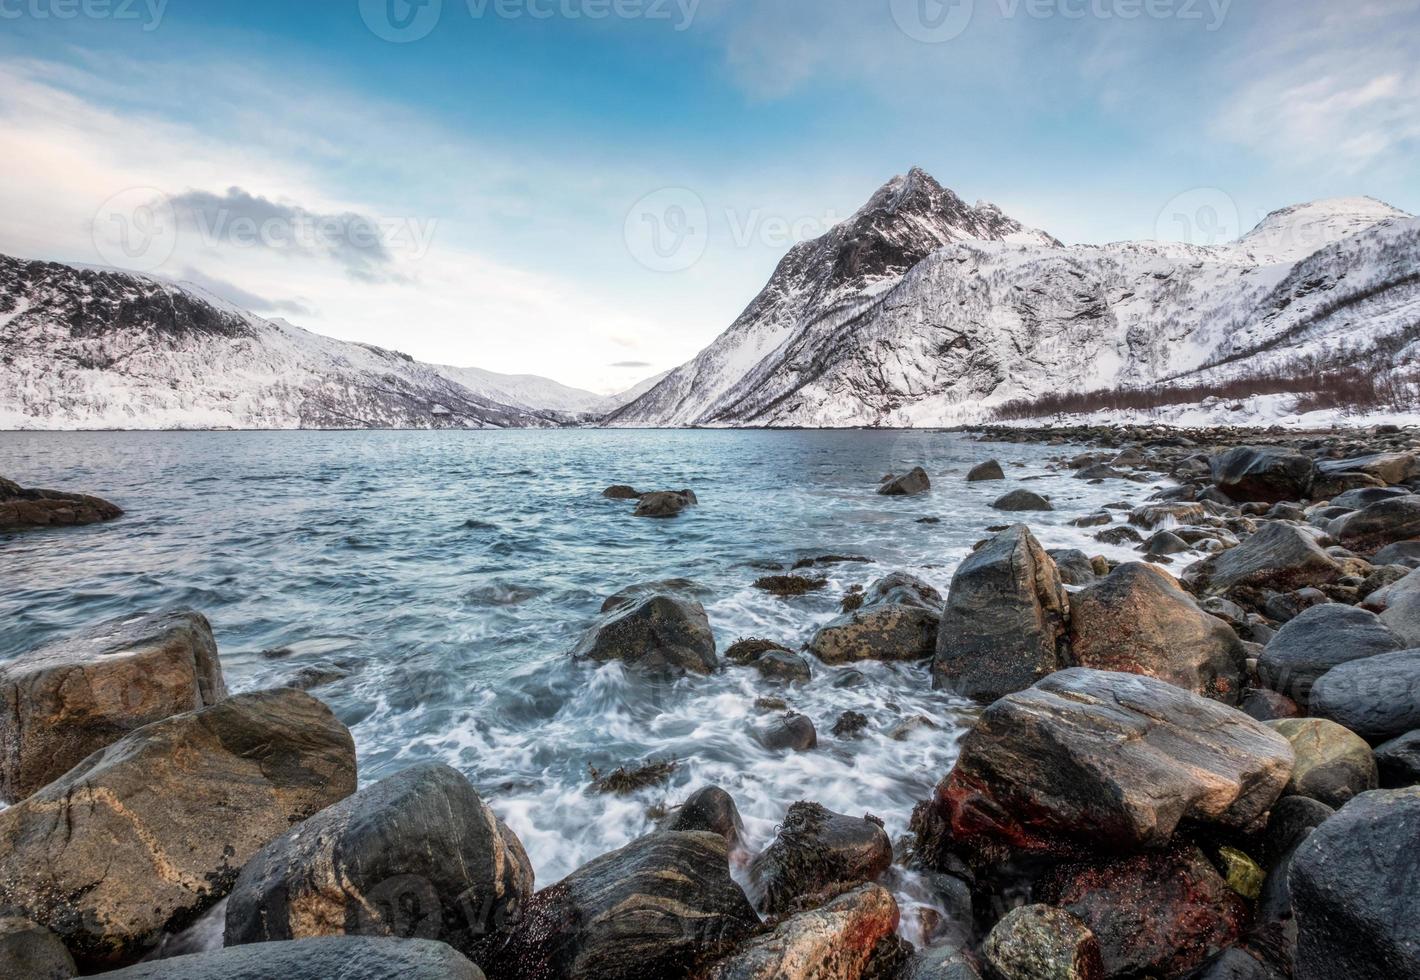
1192;522;1342;593
224;762;532;965
880;467;931;496
934;526;1069;702
0;475;123;530
933;670;1294;857
1266;718;1378;808
0;914;75;980
967;460;1005;482
1210;447;1315;504
1291;787;1420;980
100;936;486;979
1038;845;1247;978
493;831;758;980
661;786;743;844
1332;495;1420;555
633;490;697;518
1309;649;1420;744
982;905;1103;980
992;489;1053;512
1256;604;1403;707
747;802;892;915
571;595;718;675
0;689;357;970
1068;563;1247;703
808;602;939;665
1317;452;1420;486
706;884;899;980
0;609;228;802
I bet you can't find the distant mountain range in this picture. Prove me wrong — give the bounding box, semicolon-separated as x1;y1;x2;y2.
3;169;1417;430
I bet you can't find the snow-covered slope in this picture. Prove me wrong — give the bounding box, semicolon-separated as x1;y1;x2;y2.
0;256;625;430
606;172;1418;428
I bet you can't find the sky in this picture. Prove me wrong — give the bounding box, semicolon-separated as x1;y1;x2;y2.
0;0;1416;394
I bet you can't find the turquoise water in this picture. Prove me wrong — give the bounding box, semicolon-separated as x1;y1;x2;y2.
0;429;1150;938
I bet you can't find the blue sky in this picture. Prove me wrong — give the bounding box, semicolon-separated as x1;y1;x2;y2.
1;0;1416;391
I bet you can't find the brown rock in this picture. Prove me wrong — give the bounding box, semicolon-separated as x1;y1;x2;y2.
748;802;892;915
706;885;899;980
0;476;123;530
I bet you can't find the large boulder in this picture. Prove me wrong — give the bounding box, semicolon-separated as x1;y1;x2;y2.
933;526;1070;702
747;802;892;915
992;489;1053;512
807;573;941;665
1037;845;1247;978
0;475;123;530
1191;522;1342;593
1316;452;1420;486
1332;495;1420;555
930;669;1294;857
1068;563;1247;703
633;490;697;518
571;595;717;674
1266;718;1378;808
1290;787;1420;979
0;914;75;980
706;884;899;980
880;467;931;496
982;905;1103;980
99;936;485;979
0;689;356;970
492;831;758;980
224;762;532;965
1310;649;1420;744
967;460;1005;482
1209;447;1315;504
0;609;228;802
1257;604;1404;707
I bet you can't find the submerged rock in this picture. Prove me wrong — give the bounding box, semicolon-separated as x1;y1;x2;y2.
933;526;1069;702
100;936;485;980
1068;563;1247;703
880;467;932;496
749;649;813;684
931;669;1294;857
747;802;892;915
754;575;828;597
991;489;1053;512
1291;787;1420;980
982;905;1103;980
753;713;818;752
0;475;123;530
572;595;718;675
224;762;533;966
1209;447;1315;504
493;831;758;980
706;884;898;980
0;689;357;970
0;609;228;802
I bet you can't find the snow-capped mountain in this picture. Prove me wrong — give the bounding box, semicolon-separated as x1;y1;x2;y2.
0;256;641;430
606;171;1419;428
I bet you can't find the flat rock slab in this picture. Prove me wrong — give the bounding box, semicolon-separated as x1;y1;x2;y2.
0;689;357;971
0;475;123;530
100;936;485;979
0;609;228;802
937;669;1294;856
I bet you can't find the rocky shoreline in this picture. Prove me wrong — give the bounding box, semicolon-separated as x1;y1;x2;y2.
4;425;1420;978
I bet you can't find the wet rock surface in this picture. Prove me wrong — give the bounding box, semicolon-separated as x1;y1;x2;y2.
1209;447;1315;504
1309;648;1420;744
991;488;1054;512
706;884;899;980
1256;603;1403;707
0;475;123;530
102;936;487;979
880;467;932;496
747;802;892;915
0;914;75;980
572;594;718;674
1266;717;1378;807
982;904;1103;980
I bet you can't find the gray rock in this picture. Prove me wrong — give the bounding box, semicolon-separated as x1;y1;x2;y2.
1372;540;1420;568
633;490;697;518
1374;730;1420;788
102;936;485;980
1068;563;1247;703
0;914;75;980
754;713;818;752
0;609;228;803
1291;787;1420;980
747;802;892;915
992;489;1053;512
982;905;1103;980
1048;549;1100;586
601;578;713;614
572;595;717;675
933;526;1070;702
1209;447;1315;504
1330;486;1409;510
1310;649;1420;744
967;460;1005;482
1332;495;1420;555
1257;603;1403;707
749;649;813;684
1143;529;1190;556
1192;522;1341;593
493;831;758;980
661;786;743;844
880;467;932;496
224;762;532;966
1316;452;1420;486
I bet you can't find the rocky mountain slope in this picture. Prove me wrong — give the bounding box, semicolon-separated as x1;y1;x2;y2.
606;171;1419;428
0;256;641;430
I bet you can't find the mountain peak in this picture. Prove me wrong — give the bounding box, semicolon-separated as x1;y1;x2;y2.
1235;196;1413;263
